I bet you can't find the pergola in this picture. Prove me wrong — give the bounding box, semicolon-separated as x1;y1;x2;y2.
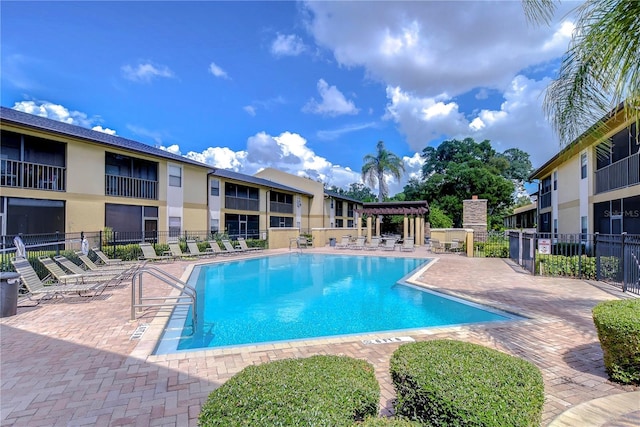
355;201;429;246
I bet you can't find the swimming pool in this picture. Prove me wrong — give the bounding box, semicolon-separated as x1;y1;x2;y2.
154;253;513;354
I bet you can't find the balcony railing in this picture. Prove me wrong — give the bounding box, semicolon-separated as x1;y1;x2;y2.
105;174;158;200
270;201;293;214
539;192;551;209
595;151;640;194
225;196;259;211
0;159;66;191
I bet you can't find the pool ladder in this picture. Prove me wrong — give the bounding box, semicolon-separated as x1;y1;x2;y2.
130;265;197;331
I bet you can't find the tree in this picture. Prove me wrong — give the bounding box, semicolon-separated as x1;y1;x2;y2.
429;206;453;229
420;138;516;229
361;140;405;202
525;0;640;146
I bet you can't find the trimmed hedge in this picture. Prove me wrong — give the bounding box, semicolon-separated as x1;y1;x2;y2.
593;299;640;384
198;355;379;426
390;340;544;427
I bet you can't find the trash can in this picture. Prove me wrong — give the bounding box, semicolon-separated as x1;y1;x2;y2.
0;272;20;318
329;238;336;247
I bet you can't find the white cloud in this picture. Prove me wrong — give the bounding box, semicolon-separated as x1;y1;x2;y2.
303;79;359;116
12;101;117;134
91;125;117;135
243;105;256;116
271;33;306;57
304;1;575;97
243;96;286;116
209;62;230;79
121;62;175;82
384;75;559;167
316;121;377;140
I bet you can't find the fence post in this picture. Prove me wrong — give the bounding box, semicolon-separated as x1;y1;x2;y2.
622;232;627;292
518;231;523;266
595;233;600;280
578;234;583;279
99;229;103;249
532;232;537;276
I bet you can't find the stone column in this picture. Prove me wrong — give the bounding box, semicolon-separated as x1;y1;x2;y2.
367;216;372;243
409;216;415;242
463;195;488;234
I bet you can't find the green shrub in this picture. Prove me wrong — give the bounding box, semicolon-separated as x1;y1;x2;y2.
198;355;379;426
536;254;597;279
390;340;544;427
592;299;640;385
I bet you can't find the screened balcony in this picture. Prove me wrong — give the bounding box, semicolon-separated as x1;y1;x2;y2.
0;159;66;191
595;151;640;194
105;174;158;199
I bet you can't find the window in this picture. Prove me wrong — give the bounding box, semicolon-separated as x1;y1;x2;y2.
347;203;354;217
580;153;587;179
269;216;293;228
270;192;293;213
169;216;181;237
225;183;259;211
336;219;344;227
336;201;343;217
539;212;551;232
553;171;557;191
553;218;558;235
581;216;588;235
210;179;220;196
169;165;182;187
210;218;219;234
347;219;354;227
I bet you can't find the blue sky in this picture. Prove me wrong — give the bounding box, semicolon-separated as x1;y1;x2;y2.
1;1;579;195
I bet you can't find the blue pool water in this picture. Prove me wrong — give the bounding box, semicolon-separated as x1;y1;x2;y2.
154;254;513;354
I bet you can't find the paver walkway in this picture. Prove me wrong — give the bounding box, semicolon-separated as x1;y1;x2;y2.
1;248;638;426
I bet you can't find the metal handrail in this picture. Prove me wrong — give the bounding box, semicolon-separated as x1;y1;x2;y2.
131;265;197;331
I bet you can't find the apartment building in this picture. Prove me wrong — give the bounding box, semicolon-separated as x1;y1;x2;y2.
0;107;362;240
530;105;639;235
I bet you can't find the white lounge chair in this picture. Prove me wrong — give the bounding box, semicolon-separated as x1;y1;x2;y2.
381;238;397;251
237;237;262;252
348;236;366;250
400;240;415;252
335;236;351;249
186;240;215;257
221;239;243;254
138;242;174;262
364;236;381;250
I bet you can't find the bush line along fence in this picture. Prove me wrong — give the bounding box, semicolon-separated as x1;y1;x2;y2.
469;230;639;295
0;229;268;274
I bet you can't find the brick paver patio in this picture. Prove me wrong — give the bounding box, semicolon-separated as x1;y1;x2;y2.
1;248;638;426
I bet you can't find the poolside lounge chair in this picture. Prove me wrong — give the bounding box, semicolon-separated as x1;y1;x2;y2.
11;257;105;302
207;240;230;256
75;251;140;274
237;237;262;252
429;239;445;254
348;236;366;250
381;238;397;251
221;239;244;254
91;247;124;265
167;241;191;259
39;256;121;286
138;242;175;262
334;236;351;249
400;239;415;252
53;255;132;280
186;240;215;257
364;236;381;250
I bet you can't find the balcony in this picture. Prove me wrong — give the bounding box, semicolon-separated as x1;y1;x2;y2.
539;192;551;209
0;159;66;191
595;151;640;194
105;174;158;200
225;196;259;211
270;201;293;214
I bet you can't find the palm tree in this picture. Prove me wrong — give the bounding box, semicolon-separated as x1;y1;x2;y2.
361;141;405;202
525;0;640;145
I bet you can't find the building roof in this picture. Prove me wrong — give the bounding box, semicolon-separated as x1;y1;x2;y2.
324;190;364;204
356;200;429;215
529;102;627;180
213;169;313;196
0;106;212;170
0;106;312;196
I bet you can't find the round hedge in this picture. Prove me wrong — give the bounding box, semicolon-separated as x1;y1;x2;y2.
390;340;544;427
198;355;379;426
592;298;640;384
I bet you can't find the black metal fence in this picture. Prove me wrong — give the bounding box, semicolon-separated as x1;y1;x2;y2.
0;229;268;274
507;231;640;295
473;231;509;258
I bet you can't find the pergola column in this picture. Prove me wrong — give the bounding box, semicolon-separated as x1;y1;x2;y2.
376;215;382;237
403;215;408;241
409;216;415;242
367;216;372;243
356;212;361;237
